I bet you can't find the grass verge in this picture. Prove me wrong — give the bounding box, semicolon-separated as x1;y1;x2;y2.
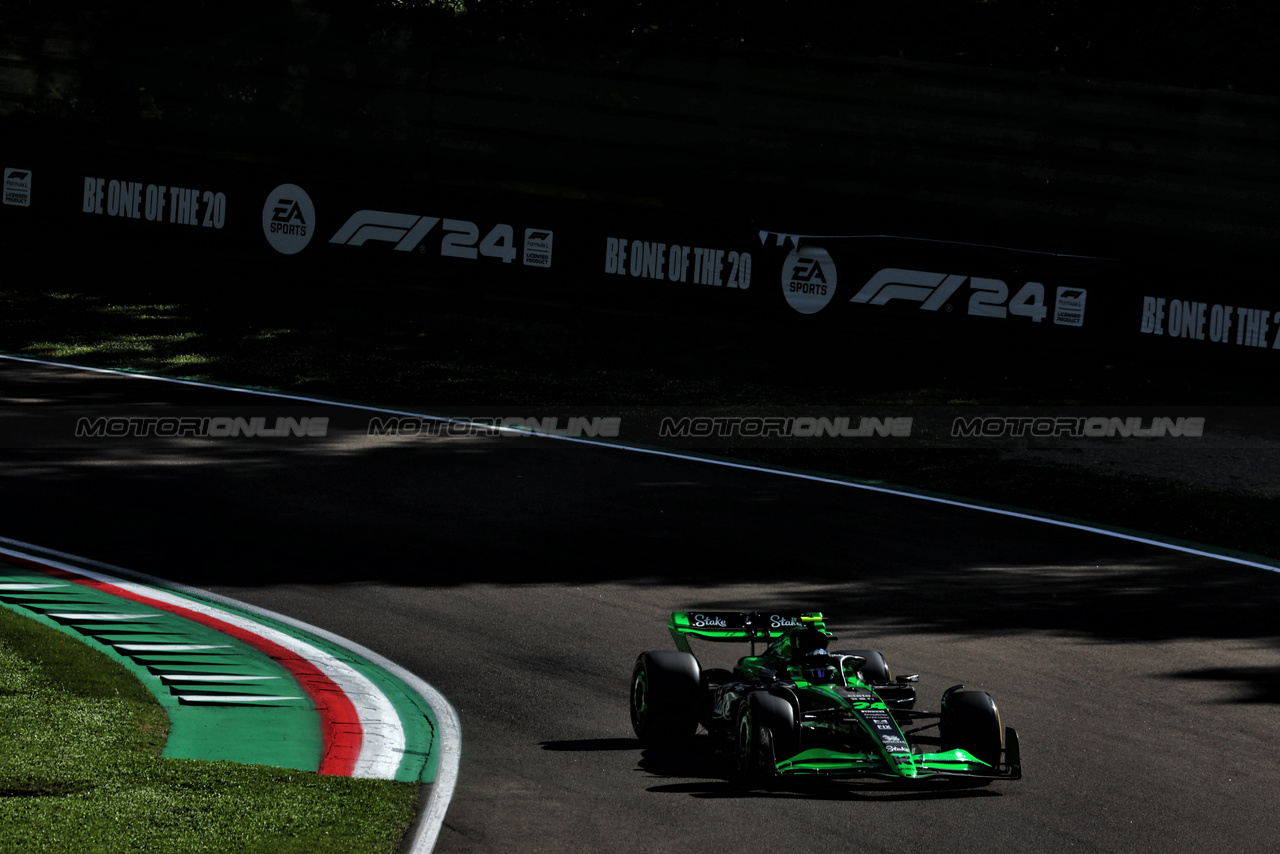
0;606;418;854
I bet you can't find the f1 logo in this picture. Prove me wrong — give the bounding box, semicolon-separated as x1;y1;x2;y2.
851;268;966;311
329;210;441;252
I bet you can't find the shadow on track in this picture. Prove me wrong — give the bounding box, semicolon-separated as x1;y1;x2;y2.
644;779;1001;803
1161;666;1280;704
541;737;1003;802
4;362;1280;703
539;738;641;752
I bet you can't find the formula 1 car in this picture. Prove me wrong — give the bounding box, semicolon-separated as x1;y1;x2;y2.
629;611;1021;783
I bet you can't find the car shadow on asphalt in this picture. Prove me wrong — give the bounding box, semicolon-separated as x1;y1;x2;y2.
641;742;1002;801
539;738;643;752
645;778;1002;802
541;737;1003;801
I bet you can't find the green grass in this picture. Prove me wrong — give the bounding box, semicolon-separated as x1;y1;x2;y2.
0;607;419;854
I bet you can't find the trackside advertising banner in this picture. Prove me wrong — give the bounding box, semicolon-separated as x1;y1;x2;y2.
756;233;1108;343
752;233;1280;359
2;136;1277;367
0;144;563;291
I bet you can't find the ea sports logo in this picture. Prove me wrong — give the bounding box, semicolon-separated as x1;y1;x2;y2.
262;184;315;255
782;246;837;314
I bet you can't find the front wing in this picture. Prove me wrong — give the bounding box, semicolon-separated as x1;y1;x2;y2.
773;727;1022;781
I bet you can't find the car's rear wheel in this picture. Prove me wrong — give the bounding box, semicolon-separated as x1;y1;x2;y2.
940;688;1003;768
630;651;700;747
734;692;798;782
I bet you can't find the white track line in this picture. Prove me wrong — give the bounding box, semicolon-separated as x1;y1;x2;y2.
4;351;1277;575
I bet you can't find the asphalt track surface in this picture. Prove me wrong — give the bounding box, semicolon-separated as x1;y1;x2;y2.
2;358;1279;853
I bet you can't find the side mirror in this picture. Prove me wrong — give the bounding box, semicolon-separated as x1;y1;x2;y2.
896;674;919;684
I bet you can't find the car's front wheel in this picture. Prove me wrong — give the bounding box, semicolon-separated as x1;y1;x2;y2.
734;692;798;783
940;688;1003;768
834;649;893;684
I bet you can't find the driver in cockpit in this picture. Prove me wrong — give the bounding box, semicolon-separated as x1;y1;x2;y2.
790;626;843;686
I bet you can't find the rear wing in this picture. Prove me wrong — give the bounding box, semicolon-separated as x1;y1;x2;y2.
668;611;826;654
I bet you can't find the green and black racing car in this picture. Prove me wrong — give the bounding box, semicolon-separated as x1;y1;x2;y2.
629;611;1021;784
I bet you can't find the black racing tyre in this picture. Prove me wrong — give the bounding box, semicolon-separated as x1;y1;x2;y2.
630;651;700;747
940;689;1004;768
734;692;798;782
835;649;893;685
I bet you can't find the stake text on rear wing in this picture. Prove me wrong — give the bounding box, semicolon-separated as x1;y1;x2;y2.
668;611;825;652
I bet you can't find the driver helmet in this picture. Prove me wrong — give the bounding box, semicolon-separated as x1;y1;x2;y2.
801;655;840;685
